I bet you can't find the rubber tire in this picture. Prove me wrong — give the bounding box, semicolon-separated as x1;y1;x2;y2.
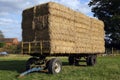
48;58;62;74
86;55;97;66
26;58;38;70
44;60;50;70
75;58;79;66
68;56;75;65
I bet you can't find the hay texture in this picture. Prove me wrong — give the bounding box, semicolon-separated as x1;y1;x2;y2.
22;2;105;54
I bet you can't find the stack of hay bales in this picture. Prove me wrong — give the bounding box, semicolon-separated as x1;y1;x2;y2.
74;12;92;53
22;7;35;41
22;2;105;54
90;18;105;53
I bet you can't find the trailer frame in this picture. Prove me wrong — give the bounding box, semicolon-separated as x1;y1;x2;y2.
21;41;99;74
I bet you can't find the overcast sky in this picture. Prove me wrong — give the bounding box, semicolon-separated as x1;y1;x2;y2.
0;0;93;41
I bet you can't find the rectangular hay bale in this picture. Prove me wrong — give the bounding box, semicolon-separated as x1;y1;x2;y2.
22;2;105;54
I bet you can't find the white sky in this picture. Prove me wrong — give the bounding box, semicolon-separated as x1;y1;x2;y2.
0;0;93;41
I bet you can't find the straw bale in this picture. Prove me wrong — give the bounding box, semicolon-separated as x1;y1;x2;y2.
22;7;34;18
22;2;105;54
50;40;75;53
48;2;75;15
22;29;35;41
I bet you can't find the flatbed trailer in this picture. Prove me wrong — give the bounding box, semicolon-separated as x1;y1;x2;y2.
22;41;99;74
21;2;105;74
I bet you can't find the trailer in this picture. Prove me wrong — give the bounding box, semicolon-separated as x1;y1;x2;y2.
21;2;105;74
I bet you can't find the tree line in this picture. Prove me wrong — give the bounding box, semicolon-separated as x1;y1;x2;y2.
89;0;120;49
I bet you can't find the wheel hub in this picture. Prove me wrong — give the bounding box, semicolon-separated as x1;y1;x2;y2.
54;62;61;73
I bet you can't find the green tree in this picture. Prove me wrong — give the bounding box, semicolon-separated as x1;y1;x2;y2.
0;42;5;48
0;30;4;38
89;0;120;49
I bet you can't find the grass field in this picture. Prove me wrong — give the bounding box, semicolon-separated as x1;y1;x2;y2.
0;54;120;80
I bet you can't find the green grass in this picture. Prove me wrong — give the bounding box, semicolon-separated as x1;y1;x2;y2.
0;54;120;80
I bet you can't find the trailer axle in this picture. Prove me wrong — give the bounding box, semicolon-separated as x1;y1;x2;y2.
18;67;43;77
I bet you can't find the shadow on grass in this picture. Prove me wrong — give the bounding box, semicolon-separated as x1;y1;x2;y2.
0;60;87;74
0;60;26;73
62;62;87;67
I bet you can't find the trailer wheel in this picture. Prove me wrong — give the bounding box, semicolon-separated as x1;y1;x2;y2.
26;58;38;70
86;55;96;66
68;56;75;65
48;58;62;74
44;60;50;70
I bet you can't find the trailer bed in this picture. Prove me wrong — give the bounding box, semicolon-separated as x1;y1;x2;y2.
22;41;103;56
